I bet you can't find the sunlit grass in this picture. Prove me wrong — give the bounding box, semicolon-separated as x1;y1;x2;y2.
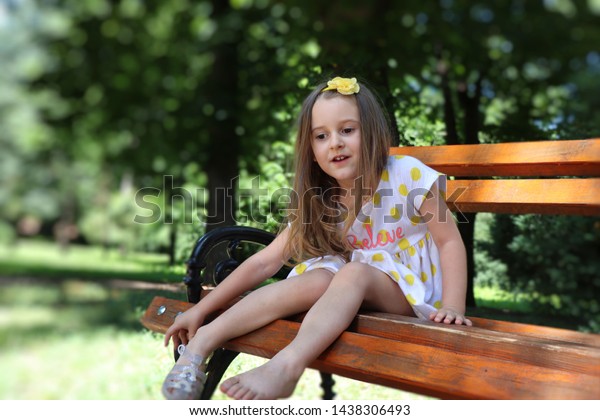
1;281;425;400
0;239;183;282
474;286;533;312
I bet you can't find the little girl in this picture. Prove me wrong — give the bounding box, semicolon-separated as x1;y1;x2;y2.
161;77;471;400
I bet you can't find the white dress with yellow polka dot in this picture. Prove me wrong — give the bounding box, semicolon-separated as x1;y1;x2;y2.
287;155;446;319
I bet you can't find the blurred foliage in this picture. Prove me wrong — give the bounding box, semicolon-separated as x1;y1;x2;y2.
481;215;600;332
1;0;599;327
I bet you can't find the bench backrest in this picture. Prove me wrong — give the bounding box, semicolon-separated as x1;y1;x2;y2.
392;139;600;216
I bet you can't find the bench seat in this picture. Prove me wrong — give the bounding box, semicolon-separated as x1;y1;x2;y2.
142;294;600;399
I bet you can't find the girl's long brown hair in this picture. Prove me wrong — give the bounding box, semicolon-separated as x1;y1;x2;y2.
284;80;393;263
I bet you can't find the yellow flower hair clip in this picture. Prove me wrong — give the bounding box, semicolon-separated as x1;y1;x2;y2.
322;77;360;95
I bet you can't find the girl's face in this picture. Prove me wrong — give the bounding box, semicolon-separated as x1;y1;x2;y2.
310;95;362;190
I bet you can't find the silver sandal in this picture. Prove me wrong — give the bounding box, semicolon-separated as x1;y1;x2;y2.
161;344;209;400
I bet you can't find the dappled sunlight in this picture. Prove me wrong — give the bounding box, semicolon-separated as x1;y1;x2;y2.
1;328;170;399
1;280;182;399
0;240;185;282
1;280;426;399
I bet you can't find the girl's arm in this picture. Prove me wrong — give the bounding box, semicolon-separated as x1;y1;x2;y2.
419;184;472;326
164;227;291;347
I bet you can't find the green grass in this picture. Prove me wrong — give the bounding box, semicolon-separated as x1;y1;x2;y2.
470;286;585;330
0;239;427;399
474;286;533;312
0;239;183;283
0;280;425;400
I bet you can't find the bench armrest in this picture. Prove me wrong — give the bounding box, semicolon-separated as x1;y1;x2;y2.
184;226;290;303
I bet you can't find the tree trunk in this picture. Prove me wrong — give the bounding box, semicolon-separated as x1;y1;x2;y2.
456;75;483;308
439;62;480;308
168;222;177;266
204;0;241;231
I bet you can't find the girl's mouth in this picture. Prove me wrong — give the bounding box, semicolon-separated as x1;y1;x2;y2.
332;155;349;162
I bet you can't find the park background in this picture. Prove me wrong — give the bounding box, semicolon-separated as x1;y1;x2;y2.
1;0;599;399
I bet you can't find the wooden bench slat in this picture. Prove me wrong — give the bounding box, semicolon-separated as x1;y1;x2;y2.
446;178;600;215
225;318;600;400
464;315;600;346
370;311;600;347
349;313;600;377
142;295;600;348
143;295;600;346
141;295;192;334
392;139;600;177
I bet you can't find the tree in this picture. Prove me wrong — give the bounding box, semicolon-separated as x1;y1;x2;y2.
0;0;70;242
6;0;599;322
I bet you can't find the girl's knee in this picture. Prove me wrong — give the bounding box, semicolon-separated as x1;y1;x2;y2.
338;262;372;276
287;269;334;299
334;262;377;287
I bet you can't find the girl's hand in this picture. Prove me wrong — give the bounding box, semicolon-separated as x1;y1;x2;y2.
163;307;205;350
429;307;472;326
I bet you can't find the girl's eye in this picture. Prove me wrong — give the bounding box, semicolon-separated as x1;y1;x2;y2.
342;127;354;134
315;133;327;140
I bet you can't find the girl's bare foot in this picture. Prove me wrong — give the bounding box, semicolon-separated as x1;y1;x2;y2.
220;354;305;400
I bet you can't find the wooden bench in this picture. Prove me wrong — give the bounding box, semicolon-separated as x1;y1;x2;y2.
142;138;600;399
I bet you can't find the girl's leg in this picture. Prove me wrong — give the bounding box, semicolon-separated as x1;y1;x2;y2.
220;262;413;400
163;269;334;399
173;268;334;364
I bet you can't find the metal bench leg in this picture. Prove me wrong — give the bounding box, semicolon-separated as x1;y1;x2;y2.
201;348;240;400
320;372;335;399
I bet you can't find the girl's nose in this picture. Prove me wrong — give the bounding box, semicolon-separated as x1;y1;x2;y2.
330;134;344;149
